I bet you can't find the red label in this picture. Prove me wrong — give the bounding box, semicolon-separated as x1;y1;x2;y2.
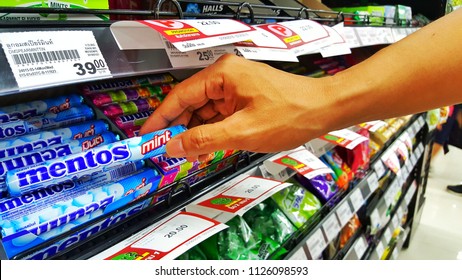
141;20;206;43
273;156;315;175
198;195;255;213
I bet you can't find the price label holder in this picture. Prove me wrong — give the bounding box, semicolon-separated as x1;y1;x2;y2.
306;228;327;259
93;212;227;260
352;236;368;260
322;214;342;243
350;187;365;212
392;247;400;260
343;27;362;48
383;226;393;243
405;181;417;205
370;208;382;231
410;152;418;166
336;200;354;227
367;172;380;193
319;23;352;58
392;214;400;229
396;206;405;223
319;129;368;150
375;27;395;44
234;26;299;62
358;120;387;133
418;115;426;129
185;174;291;222
374;160;387;178
0;31;112;90
263;146;334;182
391;27;408;42
375;239;386;259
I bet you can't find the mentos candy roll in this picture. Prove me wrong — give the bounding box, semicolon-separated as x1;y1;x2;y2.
0;120;108;160
0;94;83;125
0;105;94;141
90;84;173;107
6;125;186;195
101;97;161;119
114;110;153;129
81;73;174;95
0;132;118;196
0;168;160;259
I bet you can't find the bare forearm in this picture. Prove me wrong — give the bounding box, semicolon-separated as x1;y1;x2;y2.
326;9;462;130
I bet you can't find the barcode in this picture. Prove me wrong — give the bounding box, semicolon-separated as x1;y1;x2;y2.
109;163;138;179
12;49;80;65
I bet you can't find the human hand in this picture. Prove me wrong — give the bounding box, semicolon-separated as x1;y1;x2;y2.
140;54;336;161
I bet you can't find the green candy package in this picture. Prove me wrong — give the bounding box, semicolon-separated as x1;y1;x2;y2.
176;244;208;260
271;178;323;228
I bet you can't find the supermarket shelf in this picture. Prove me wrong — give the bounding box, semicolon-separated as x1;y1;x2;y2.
0;4;420;98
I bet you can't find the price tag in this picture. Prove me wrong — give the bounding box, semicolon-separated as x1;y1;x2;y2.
306;228;327;259
141;19;258;52
375;240;386;258
355;27;375;46
320;129;368;150
383;227;393;243
370;208;381;229
410;152;418;166
405;181;417;205
392;248;400;260
163;39;236;68
320;23;352;58
391;28;408;41
402;163;410;180
358;120;387;132
397;206;404;222
336;201;354;227
99;212;227;260
418;115;426;128
374;160;387;178
375;27;395;44
367;172;380;193
392;214;400;229
384;187;395;206
412;120;420;134
417;143;425;156
323;214;342;243
350;188;365;212
396;169;404;187
343;27;362;48
0;31;112;89
353;237;368;259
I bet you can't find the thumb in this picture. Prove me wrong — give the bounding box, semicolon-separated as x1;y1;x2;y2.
165;122;233;159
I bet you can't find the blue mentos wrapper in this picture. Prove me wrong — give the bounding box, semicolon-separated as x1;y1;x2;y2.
0;132;118;196
0;120;109;160
23;199;152;260
0;167;159;259
0;94;83;125
0;105;95;141
6;125;186;196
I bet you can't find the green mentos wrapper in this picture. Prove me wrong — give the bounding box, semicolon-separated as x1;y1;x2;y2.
0;105;94;141
0;167;159;259
271;179;322;228
6;125;186;195
0;94;82;125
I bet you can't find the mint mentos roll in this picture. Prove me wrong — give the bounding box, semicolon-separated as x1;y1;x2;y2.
0;168;160;259
0;120;109;160
1;132;118;197
6;125;186;195
0;105;94;141
0;94;83;125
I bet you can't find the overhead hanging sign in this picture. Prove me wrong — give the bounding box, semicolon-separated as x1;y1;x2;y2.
0;30;112;90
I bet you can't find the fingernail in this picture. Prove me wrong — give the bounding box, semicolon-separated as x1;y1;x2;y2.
166;137;186;158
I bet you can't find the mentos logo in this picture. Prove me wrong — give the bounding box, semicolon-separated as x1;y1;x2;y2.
14;144;131;189
0;124;26;140
0;136;63;159
0;109;39;124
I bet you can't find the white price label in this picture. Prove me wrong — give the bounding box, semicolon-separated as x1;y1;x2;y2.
370;208;381;229
418;116;426;128
320;24;351;58
355;27;375;46
367;172;380;193
392;248;399;260
306;228;327;259
350;188;365;212
353;237;368;259
392;214;400;229
397;206;405;221
374;160;387;177
343;27;361;48
163;38;236;68
323;129;368;150
405;182;417;205
0;31;112;89
417;143;425;156
403;163;411;179
410;152;418;166
392;28;408;41
396;169;404;187
336;201;354;227
384;227;393;243
323;214;342;243
384;187;395;206
375;240;386;258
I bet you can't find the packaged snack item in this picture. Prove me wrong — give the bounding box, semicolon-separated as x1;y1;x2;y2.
89;84;173;107
292;172;338;204
5;125;186;195
0;105;94;140
0;132;118;195
81;74;174;95
114;110;153;129
271;179;322;228
175;244;208;260
0;168;160;259
0;94;82;125
0;120;109;160
321;150;350;190
122;126;141;138
339;214;361;249
101;97;161;118
24;199;152;260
